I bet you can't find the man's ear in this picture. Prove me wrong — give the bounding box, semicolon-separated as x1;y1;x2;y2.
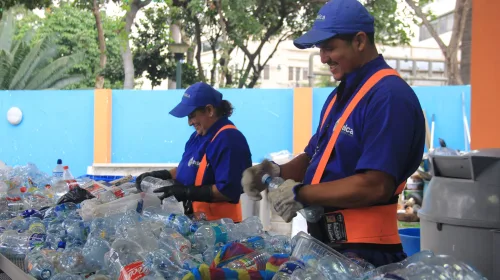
355;32;368;51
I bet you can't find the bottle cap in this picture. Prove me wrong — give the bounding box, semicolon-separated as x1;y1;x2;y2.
20;186;27;193
63;166;68;170
261;174;271;184
57;159;62;164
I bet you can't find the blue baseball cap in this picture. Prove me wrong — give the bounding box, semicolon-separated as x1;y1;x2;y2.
294;0;375;49
169;82;223;118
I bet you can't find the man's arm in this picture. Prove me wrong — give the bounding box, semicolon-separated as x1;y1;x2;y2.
296;170;395;208
279;153;310;182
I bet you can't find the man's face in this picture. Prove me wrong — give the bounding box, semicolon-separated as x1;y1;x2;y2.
318;33;365;81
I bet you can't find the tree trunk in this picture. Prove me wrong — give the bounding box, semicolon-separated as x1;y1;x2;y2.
121;0;152;89
92;0;106;89
405;0;471;85
460;5;472;84
193;18;206;83
215;0;231;87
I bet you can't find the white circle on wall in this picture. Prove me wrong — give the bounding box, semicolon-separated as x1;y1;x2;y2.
7;107;23;125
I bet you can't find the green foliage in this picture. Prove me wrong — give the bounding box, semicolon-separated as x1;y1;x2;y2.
15;4;125;89
0;0;52;20
171;0;433;88
0;9;84;90
133;6;198;88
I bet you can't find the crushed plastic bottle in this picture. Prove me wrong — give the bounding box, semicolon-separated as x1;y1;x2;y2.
262;174;324;223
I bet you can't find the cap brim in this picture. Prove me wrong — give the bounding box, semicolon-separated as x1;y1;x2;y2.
169;103;198;118
293;29;337;49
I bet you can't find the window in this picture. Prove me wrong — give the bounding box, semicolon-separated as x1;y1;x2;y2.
295;68;301;81
303;69;309;80
263;65;270;80
288;67;294;80
419;12;454;41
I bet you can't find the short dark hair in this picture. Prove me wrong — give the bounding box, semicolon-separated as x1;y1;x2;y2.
335;32;375;45
215;100;233;117
191;100;233;118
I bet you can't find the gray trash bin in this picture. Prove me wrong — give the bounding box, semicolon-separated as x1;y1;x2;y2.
418;148;500;280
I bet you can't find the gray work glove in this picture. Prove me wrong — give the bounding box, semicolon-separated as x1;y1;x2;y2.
241;159;280;201
268;179;305;223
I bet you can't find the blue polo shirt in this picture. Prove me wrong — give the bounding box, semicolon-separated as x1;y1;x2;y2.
176;117;252;203
304;55;425;193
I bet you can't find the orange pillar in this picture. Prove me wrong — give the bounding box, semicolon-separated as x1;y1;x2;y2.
293;88;313;155
470;0;500;149
93;89;112;163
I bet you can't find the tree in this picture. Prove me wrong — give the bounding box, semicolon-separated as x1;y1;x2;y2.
0;0;51;20
405;0;471;85
15;4;125;89
92;0;108;89
460;5;471;84
0;9;84;89
132;6;199;89
120;0;153;89
173;0;418;88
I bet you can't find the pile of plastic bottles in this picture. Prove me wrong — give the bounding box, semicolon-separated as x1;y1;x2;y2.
0;161;488;280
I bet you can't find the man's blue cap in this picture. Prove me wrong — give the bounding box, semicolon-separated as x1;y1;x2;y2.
294;0;375;49
169;82;223;118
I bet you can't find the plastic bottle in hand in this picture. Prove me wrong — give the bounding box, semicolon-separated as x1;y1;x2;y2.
262;174;324;223
140;177;175;193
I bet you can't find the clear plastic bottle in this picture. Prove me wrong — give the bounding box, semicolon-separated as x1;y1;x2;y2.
224;250;271;271
262;174;324;223
62;166;74;180
140;176;169;193
159;228;192;254
52;159;64;178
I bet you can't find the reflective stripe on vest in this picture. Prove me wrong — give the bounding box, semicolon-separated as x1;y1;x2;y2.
312;68;405;245
193;124;243;223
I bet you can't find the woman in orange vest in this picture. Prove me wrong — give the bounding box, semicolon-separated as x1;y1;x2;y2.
135;82;252;223
242;0;425;267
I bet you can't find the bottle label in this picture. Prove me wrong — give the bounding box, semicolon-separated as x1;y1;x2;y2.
64;180;79;190
212;225;228;245
83;183;108;196
52;172;63;177
119;261;149;280
28;233;46;250
230;257;258;271
29;222;46;233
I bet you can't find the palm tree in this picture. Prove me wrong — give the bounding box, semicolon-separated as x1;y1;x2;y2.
0;9;84;90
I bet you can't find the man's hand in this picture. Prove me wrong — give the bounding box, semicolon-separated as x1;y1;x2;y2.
268;179;305;223
241;160;280;201
135;169;172;190
153;180;213;203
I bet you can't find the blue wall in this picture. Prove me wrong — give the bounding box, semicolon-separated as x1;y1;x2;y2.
111;89;294;164
0;90;94;176
0;86;471;177
312;85;471;152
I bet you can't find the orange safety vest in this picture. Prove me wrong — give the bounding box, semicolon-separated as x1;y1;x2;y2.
312;68;406;245
192;124;243;223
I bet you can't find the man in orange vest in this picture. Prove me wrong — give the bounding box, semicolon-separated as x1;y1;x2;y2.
242;0;425;267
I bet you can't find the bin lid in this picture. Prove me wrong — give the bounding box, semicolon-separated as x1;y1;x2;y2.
418;148;500;229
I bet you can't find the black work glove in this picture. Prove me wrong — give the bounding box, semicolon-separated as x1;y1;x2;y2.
152;180;213;203
135;169;172;191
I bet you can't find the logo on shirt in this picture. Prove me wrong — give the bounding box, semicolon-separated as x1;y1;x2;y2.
183;93;190;98
341;124;354;137
188;157;200;167
316;14;326;21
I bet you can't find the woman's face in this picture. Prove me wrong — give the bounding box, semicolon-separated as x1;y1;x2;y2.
188;105;216;135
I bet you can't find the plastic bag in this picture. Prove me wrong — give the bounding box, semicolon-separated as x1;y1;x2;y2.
57;186;95;205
